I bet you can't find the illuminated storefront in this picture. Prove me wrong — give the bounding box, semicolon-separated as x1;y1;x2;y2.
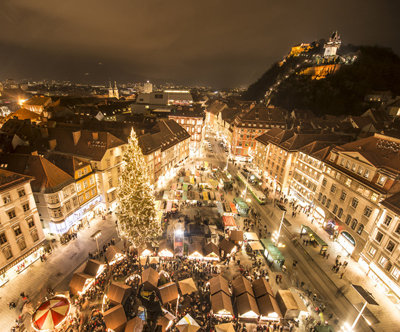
337;231;355;255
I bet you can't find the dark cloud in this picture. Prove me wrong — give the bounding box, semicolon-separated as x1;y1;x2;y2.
0;0;399;87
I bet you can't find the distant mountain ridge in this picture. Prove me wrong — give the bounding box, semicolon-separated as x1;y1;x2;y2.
243;44;400;116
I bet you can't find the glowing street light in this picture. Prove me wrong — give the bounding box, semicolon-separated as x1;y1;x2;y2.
274;204;287;247
91;230;102;256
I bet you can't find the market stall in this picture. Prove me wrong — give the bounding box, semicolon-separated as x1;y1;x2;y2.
232;276;254;298
69;272;93;295
176;314;200;332
188;242;204;259
235;293;260;320
211;291;234;318
275;290;300;320
158;240;174;258
244;232;259;242
31;295;71;331
209;275;231;296
222;216;237;231
229;230;244;245
105;245;125;265
84;259;105;278
218;239;236;257
125;317;145;332
178;278;198;295
141;267;159;292
204;242;220;261
104;304;127;332
252;278;274;299
158;282;179;304
107;282;132;305
256;294;282;321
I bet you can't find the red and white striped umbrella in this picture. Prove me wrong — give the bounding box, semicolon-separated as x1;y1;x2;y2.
32;296;70;331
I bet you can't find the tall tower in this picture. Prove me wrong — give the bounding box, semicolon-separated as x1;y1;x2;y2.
324;31;341;58
113;81;119;99
108;81;114;98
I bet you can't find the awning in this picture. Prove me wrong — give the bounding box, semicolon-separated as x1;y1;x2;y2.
222;216;236;227
229;203;238;214
183;184;188;191
203;192;209;201
166;201;172;212
249;242;264;251
244;232;259;241
217;202;224;215
182;191;187;201
260;238;285;261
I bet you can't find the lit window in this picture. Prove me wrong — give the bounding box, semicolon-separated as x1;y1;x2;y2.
18;189;26;197
378;175;387;186
351;198;358;209
340;191;347;201
392;267;400;280
364;169;370;179
23;203;30;212
364;206;373;218
368;246;376;257
345;178;352;187
383;216;392;227
379;256;388;267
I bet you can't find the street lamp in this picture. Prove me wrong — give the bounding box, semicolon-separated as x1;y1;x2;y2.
91;230;102;256
273;203;287;247
341;285;378;331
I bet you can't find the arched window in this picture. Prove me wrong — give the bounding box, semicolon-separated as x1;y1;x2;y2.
333;204;338;214
337;208;343;219
357;224;364;235
322;195;327;205
351;219;358;230
326;199;331;208
345;214;352;225
318;193;322;201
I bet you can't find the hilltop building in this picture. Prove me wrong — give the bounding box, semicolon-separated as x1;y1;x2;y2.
324;31;341;58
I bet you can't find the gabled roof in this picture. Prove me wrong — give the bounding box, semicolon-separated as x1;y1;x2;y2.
236;293;260;316
381;191;400;215
0;169;33;192
0;153;74;193
23;96;52;106
255;128;284;145
45;153;91;177
188;242;203;256
209;275;230;296
211;291;234;315
5;108;41;122
236;106;287;125
232;276;254;298
204;242;219;257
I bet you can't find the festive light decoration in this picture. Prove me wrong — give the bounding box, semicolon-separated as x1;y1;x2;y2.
116;129;162;248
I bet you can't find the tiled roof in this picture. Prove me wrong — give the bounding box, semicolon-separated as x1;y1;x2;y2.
207;100;228;115
5;108;41;122
138;120;190;155
0;169;33;192
255;128;284;145
236;106;287;124
381;191;400;215
42;129;126;161
23;96;52;106
0;153;74;193
45;153;91;177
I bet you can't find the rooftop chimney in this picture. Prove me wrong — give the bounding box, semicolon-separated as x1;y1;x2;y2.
72;131;81;146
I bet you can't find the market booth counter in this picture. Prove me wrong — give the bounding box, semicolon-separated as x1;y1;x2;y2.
232;276;255;298
211;291;234;318
104;304;127;332
260;238;285;268
300;225;328;254
209;275;231;296
235;292;260;321
105;245;125;265
107;282;132;305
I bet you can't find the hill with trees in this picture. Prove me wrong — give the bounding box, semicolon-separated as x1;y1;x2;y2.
242;45;400;116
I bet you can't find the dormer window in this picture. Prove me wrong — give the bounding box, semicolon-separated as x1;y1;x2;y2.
364;170;370;179
378;175;387;186
357;166;363;175
351;163;356;172
345;161;350;169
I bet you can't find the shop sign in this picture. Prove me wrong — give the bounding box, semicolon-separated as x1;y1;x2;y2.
370;262;400;298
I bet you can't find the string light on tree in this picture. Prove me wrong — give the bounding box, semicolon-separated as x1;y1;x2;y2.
116;128;162;248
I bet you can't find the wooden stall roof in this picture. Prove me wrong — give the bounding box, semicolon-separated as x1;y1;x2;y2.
211;291;233;315
188;242;204;256
252;278;274;299
141;267;160;288
204;242;220;257
276;290;298;311
69;272;93;293
125;317;144;332
84;259;103;277
105;245;124;263
229;230;244;242
256;294;282;318
104;304;127;332
236;293;260;316
158;240;174;252
107;282;132;305
209;275;230;296
232;276;254;298
218;239;236;253
158;282;179;304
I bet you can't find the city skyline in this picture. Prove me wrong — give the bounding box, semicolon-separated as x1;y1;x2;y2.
1;0;400;88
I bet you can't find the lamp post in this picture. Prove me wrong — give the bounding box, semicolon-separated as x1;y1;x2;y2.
91;230;102;256
273;204;287;247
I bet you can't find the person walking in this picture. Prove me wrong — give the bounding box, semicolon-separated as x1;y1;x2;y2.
340;272;344;279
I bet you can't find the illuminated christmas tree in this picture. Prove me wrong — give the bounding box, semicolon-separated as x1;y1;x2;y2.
116;128;161;248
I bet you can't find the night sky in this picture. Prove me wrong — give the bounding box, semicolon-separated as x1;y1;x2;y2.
1;0;399;88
